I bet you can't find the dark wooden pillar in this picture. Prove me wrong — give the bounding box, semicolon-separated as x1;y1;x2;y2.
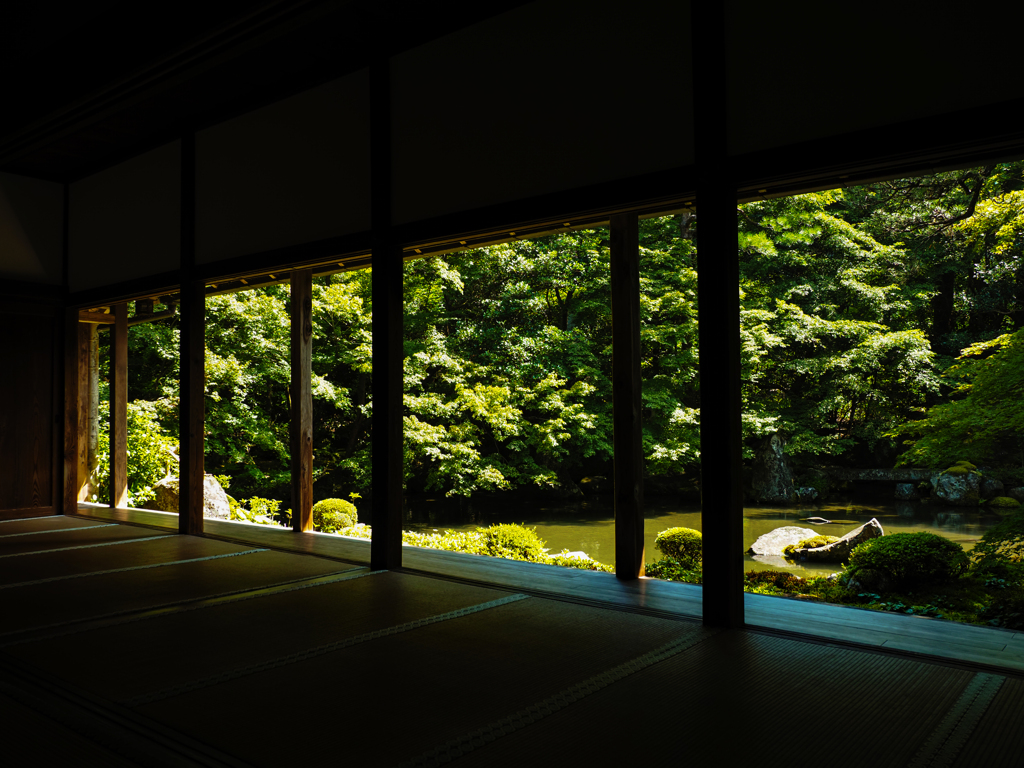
178;133;204;535
370;57;403;570
610;213;645;579
110;303;128;508
63;309;81;514
291;268;314;532
179;279;205;534
693;0;743;627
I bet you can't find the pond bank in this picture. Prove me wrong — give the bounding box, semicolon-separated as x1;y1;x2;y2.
392;490;1008;577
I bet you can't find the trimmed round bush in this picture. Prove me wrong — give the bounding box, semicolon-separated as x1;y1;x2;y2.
848;532;968;588
783;534;840;557
312;498;358;533
654;527;702;569
483;523;547;562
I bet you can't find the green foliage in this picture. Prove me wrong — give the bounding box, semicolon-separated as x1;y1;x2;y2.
894;329;1024;470
92;400;177;506
848;533;969;588
311;498;358;532
783;535;840;557
654;527;702;568
645;557;702;584
744;570;806;592
971;509;1024;564
482;523;547;561
548;552;614;572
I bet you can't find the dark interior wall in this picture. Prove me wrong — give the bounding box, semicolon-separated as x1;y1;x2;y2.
69;141;181;293
725;1;1024;156
196;69;372;265
0;294;59;516
0;172;64;284
391;0;695;225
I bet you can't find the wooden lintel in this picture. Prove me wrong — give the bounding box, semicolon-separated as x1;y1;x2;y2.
79;310;115;324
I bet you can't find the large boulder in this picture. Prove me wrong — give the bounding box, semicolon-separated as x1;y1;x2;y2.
894;483;920;501
1009;487;1024;503
747;526;819;557
151;474;232;519
790;518;884;563
931;470;982;506
750;433;796;504
981;477;1005;499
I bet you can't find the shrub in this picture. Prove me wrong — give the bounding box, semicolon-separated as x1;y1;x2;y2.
645;558;702;584
482;523;547;561
847;532;969;588
783;535;840;557
971;508;1024;564
312;498;358;533
744;569;805;592
990;496;1021;508
549;552;614;572
654;527;702;569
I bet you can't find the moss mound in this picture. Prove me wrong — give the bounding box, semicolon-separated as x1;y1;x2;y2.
848;532;968;588
312;498;358;533
783;534;840;557
654;527;702;569
971;508;1024;564
990;496;1021;508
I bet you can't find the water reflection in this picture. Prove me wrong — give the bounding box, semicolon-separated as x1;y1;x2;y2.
398;491;1007;577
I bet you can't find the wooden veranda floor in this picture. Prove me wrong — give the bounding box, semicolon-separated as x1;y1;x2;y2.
2;509;1022;766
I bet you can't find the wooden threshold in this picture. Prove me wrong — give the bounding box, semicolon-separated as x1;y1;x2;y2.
71;504;1024;673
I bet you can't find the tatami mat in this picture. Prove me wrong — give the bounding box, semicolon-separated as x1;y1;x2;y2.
0;516;111;536
439;631;978;768
0;535;250;587
0;523;163;557
133;598;707;767
1;549;357;638
0;691;140;767
10;571;507;702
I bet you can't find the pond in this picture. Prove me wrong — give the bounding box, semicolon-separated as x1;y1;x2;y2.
399;491;1009;578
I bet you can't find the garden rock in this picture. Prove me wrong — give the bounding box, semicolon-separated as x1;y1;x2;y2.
151;474;232;519
931;470;981;506
747;526;819;557
894;483;920;501
751;433;796;504
790;518;884;564
981;477;1005;499
1009;487;1024;502
794;486;819;502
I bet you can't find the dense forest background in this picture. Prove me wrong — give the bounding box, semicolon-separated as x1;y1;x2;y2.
97;163;1024;507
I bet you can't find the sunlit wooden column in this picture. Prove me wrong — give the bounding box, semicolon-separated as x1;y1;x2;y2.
370;56;403;570
178;133;205;535
109;303;128;508
291;268;314;532
610;212;645;579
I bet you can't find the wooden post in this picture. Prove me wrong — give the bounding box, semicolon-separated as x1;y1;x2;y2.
291;268;314;532
610;213;645;579
178;133;204;535
109;303;128;508
78;322;92;500
63;309;81;514
179;279;205;534
692;0;743;628
369;57;404;570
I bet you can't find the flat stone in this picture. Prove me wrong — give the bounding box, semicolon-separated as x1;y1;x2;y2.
746;526;819;557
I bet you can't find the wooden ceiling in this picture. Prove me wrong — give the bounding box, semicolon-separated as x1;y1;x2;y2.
0;0;528;182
